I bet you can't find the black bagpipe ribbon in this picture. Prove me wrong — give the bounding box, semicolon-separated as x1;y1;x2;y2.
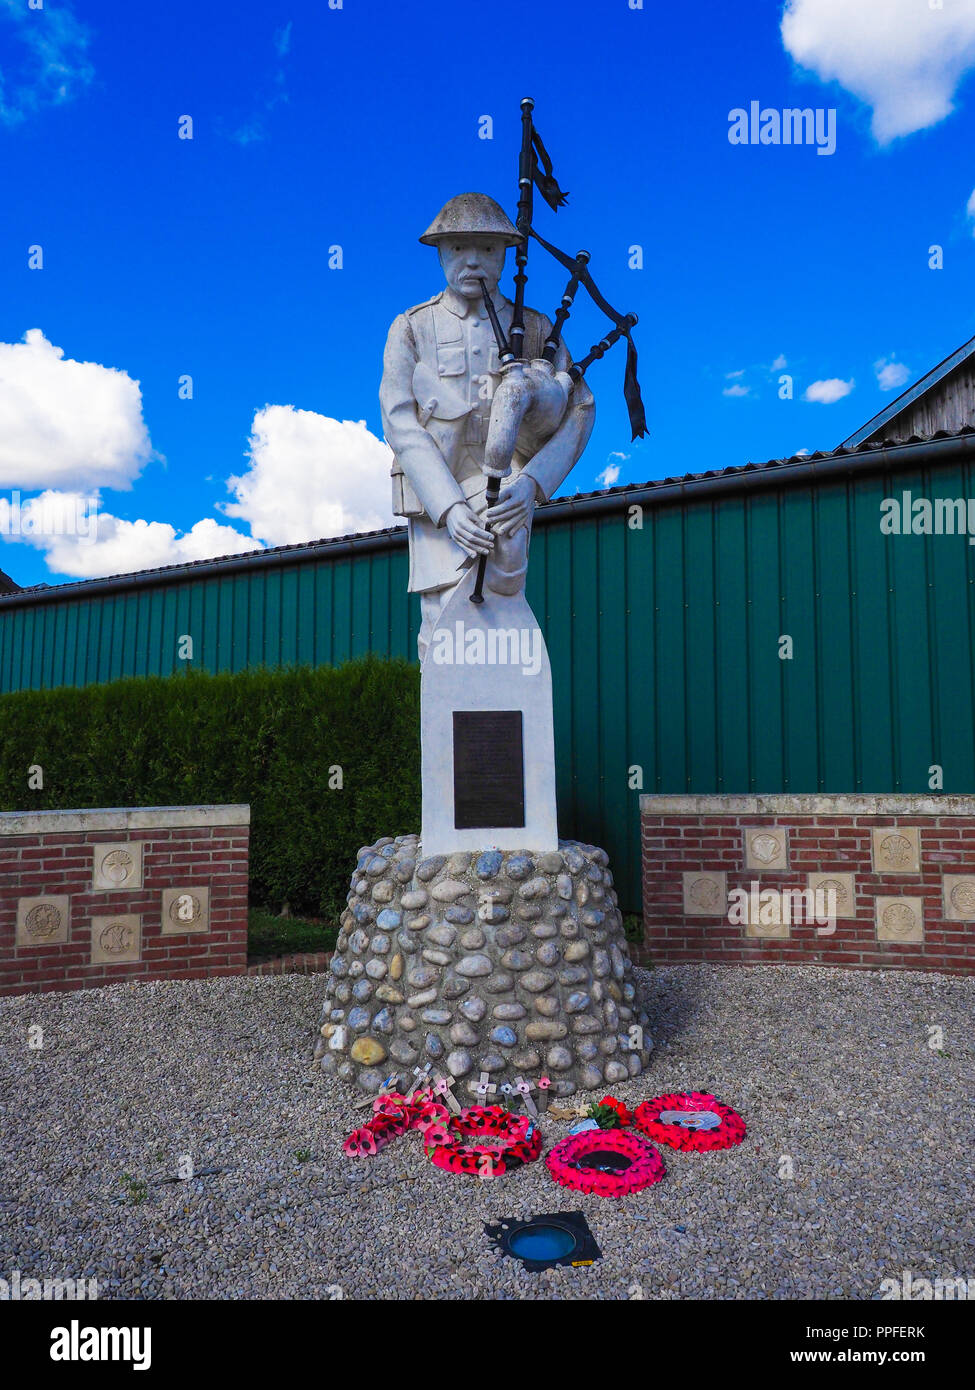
530;125;569;211
530;226;647;441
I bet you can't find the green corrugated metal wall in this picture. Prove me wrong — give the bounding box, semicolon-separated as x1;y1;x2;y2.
4;458;975;911
0;548;420;685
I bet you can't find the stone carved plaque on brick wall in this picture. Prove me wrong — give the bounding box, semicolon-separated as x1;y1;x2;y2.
682;871;727;916
871;827;920;875
92;842;144;891
16;896;70;946
744;893;791;938
875;896;924;943
90;914;141;964
744;829;789;871
943;875;975;922
807;872;856;919
161;886;210;935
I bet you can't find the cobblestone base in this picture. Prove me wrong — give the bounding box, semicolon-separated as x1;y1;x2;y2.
313;834;653;1096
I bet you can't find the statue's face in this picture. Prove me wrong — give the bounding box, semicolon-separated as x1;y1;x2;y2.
438;236;507;300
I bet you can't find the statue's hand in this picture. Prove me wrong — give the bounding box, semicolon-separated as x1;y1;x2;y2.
484;473;536;536
446;501;494;557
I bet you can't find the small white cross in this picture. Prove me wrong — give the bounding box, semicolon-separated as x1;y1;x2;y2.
475;1071;498;1105
405;1062;433;1101
514;1076;539;1119
433;1072;462;1116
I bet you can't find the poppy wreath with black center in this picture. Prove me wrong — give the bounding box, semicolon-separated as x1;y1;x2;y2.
424;1104;543;1178
545;1128;666;1198
634;1091;746;1152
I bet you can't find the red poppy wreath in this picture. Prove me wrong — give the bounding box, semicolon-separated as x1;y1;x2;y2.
423;1105;543;1178
545;1128;665;1198
342;1091;449;1157
634;1091;746;1152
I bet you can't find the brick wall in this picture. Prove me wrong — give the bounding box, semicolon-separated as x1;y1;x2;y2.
641;794;975;975
0;806;249;996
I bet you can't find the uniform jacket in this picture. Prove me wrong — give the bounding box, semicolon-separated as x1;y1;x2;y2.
380;287;594;592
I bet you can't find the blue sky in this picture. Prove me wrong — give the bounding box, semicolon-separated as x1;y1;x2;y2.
2;0;975;587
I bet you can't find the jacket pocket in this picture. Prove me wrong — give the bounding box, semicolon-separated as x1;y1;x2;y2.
437;342;466;378
391;463;423;517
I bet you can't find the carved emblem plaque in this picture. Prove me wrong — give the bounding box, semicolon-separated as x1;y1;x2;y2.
744;829;789;871
16;896;70;947
871;827;920;875
90;914;142;964
682;871;727;916
745;892;791;939
161;886;210;935
807;873;856;919
943;875;975;922
875;896;924;943
92;842;144;891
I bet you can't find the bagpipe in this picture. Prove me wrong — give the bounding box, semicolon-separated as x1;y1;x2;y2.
472;97;646;604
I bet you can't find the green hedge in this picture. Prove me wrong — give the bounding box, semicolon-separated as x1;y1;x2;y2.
0;658;420;920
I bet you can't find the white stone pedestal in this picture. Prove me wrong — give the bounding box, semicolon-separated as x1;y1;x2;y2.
420;566;558;858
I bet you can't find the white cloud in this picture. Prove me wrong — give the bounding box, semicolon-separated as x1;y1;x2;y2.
596;464;621;488
0;490;260;580
771;353;788;371
725;368;746;380
781;0;975;143
221;405;395;545
0;393;398;581
875;357;911;391
0;330;153;491
967;186;975;230
0;0;94;126
723;383;751;398
804;377;855;403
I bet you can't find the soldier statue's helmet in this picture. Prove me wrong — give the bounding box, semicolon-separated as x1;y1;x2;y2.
419;192;523;247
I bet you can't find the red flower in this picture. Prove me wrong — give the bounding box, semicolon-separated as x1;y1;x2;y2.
343;1127;378;1158
598;1096;632;1125
373;1094;409;1119
420;1122;454;1147
412;1101;450;1131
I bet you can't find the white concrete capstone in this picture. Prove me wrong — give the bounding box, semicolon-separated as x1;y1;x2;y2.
640;793;975;816
0;805;251;836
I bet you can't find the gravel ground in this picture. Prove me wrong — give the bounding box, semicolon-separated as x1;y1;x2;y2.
1;963;971;1301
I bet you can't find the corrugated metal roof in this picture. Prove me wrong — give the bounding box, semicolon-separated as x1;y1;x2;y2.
5;425;975;607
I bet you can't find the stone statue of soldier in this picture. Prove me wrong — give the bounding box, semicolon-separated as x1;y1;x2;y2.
314;178;655;1099
380;193;595;660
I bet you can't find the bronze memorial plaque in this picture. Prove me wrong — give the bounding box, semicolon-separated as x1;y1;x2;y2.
453;710;525;830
